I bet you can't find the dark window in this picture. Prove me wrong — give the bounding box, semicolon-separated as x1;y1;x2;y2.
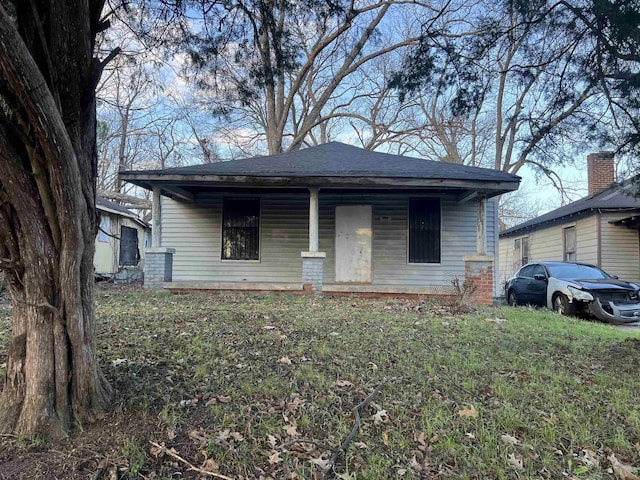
222;198;260;260
119;226;139;266
408;198;441;263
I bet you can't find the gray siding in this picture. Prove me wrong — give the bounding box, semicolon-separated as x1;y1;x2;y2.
162;192;485;288
162;193;308;282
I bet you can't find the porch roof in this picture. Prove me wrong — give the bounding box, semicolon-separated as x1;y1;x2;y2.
121;142;520;200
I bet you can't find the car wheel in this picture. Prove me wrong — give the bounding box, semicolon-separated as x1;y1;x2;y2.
553;293;576;316
507;290;518;307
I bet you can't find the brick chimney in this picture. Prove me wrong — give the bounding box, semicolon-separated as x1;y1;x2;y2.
587;151;615;196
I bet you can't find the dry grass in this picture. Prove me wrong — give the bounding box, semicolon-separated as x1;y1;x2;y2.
1;285;639;479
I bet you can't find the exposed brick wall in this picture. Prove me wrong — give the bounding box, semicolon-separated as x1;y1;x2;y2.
587;152;614;196
464;259;494;305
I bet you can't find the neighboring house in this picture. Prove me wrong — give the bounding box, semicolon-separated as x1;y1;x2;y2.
499;152;640;285
121;142;520;303
95;196;151;282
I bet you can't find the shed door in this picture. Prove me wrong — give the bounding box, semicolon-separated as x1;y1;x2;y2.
119;226;139;266
335;205;372;283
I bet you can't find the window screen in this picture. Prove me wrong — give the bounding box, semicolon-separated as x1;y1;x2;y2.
222;198;260;260
521;236;529;265
408;198;441;263
564;226;576;261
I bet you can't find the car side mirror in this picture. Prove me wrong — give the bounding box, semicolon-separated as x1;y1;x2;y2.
533;274;547;282
612;275;619;279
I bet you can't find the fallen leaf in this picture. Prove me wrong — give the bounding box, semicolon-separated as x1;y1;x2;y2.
581;449;599;466
508;453;524;471
397;468;407;476
201;458;219;472
267;435;278;448
267;450;282;465
310;456;332;471
188;429;209;444
465;432;476;439
373;409;389;424
263;325;277;330
284;424;299;437
501;434;520;446
150;443;165;457
277;356;292;365
457;406;478;417
609;453;639;480
485;317;507;324
111;358;128;367
354;441;368;449
334;379;353;388
409;455;423;472
217;395;232;403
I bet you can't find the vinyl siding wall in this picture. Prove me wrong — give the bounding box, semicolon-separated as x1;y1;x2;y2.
162;192;488;289
94;212;147;275
499;213;640;284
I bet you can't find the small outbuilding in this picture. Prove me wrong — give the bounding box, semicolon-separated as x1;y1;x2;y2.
121;142;520;303
95;196;150;282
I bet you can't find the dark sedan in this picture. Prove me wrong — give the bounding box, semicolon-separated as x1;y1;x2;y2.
505;262;640;324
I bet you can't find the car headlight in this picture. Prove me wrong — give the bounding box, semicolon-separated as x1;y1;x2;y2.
567;285;594;302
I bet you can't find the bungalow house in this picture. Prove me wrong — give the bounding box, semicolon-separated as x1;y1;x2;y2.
499;152;640;285
120;142;520;304
95;196;151;282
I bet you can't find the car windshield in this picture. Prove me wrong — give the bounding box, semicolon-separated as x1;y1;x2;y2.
546;263;610;280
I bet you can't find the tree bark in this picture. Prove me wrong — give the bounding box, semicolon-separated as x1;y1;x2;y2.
0;0;112;437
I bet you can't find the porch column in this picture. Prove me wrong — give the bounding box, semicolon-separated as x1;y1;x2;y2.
145;186;174;291
464;196;494;305
152;186;162;247
309;187;319;252
476;197;486;255
301;187;326;294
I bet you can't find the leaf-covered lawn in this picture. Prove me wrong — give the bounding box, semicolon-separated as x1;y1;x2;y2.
1;286;640;479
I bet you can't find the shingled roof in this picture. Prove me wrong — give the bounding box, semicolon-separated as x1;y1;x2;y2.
121;142;520;199
126;142;517;181
500;179;640;237
96;196;137;217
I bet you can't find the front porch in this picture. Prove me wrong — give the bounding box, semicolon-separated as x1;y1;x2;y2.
161;280;458;298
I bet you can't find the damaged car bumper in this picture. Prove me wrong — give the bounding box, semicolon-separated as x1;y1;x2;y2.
588;298;640;324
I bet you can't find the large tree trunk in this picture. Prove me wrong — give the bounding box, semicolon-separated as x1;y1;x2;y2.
0;1;112;437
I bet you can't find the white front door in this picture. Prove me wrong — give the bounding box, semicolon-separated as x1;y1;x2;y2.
335;205;372;283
